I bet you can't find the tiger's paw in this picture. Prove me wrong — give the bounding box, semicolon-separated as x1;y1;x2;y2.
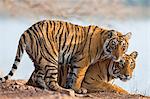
61;88;75;97
75;87;88;94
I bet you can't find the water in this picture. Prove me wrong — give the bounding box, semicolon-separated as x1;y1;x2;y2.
0;17;150;96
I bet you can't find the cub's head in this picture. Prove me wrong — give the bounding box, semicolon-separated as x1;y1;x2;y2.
109;51;138;82
103;30;132;62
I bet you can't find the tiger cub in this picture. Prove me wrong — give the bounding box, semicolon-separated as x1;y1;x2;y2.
81;51;138;94
0;20;131;94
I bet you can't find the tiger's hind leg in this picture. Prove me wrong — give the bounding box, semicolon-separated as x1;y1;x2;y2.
44;64;75;96
58;64;70;87
26;68;48;90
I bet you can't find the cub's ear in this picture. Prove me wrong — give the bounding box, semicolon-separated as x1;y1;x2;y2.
108;30;118;38
130;51;138;59
124;32;132;40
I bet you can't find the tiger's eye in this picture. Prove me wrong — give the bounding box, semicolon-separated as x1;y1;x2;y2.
130;61;134;68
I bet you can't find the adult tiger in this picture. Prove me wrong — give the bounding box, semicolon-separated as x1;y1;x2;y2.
0;20;131;94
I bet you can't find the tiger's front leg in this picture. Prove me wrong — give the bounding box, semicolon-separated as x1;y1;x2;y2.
82;81;128;94
71;58;90;94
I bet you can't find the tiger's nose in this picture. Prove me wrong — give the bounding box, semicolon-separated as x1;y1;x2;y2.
124;74;130;78
113;56;121;62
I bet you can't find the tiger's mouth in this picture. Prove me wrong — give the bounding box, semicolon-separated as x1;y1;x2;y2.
118;76;131;82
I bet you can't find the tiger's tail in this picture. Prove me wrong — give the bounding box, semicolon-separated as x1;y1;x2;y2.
0;34;26;83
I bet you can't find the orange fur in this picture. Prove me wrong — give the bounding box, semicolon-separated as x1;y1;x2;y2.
82;51;138;94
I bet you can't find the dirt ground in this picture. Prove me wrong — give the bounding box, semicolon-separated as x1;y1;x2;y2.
0;80;149;99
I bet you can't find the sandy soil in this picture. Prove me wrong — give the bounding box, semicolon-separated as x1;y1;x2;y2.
0;80;149;99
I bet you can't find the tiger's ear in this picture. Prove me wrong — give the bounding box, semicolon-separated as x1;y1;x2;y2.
130;51;138;59
124;32;132;40
108;30;117;38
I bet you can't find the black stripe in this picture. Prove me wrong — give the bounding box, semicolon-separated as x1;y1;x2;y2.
58;24;64;52
90;77;95;80
67;35;74;53
107;61;112;81
61;30;67;50
43;43;57;62
26;30;33;54
100;29;105;35
19;39;24;53
12;64;17;69
45;69;58;77
4;76;8;80
73;65;80;68
95;47;99;58
18;45;21;57
68;72;77;76
15;58;20;62
72;27;78;55
55;21;62;40
45;75;57;80
32;24;42;57
33;35;39;57
38;72;44;75
83;80;91;84
36;75;43;78
22;34;26;44
75;35;80;53
74;56;85;63
40;51;57;65
32;25;40;57
87;25;91;34
98;74;102;80
65;22;70;36
38;57;42;64
8;71;13;76
52;21;55;41
66;54;71;64
46;69;58;74
45;65;57;70
89;26;98;62
49;20;52;27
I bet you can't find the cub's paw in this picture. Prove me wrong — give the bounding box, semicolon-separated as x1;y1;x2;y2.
119;90;129;94
76;87;87;94
116;88;129;94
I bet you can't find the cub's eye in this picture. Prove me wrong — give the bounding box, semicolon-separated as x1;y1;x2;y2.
122;42;127;52
130;61;134;68
119;59;125;68
112;41;116;45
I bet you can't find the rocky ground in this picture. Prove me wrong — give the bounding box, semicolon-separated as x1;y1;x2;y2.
0;80;149;99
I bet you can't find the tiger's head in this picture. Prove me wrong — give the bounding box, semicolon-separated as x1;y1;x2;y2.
103;30;132;62
109;51;138;82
